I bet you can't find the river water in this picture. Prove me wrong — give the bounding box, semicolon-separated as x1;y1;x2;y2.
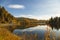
13;25;60;40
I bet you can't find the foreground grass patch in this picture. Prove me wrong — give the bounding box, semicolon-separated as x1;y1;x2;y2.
0;28;22;40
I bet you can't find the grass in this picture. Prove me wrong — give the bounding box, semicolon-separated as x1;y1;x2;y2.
0;28;22;40
0;36;3;40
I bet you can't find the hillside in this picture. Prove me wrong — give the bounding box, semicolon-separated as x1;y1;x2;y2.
0;6;21;31
0;6;20;24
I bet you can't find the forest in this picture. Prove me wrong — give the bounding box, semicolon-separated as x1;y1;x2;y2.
49;17;60;30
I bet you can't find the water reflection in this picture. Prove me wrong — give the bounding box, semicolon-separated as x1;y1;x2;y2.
13;25;60;40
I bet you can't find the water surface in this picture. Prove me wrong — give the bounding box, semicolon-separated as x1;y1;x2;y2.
13;25;60;40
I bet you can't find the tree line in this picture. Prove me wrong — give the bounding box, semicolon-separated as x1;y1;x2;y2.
49;17;60;30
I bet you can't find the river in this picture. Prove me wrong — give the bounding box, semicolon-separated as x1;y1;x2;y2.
13;25;60;40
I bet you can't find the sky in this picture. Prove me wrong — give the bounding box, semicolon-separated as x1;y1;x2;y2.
0;0;60;20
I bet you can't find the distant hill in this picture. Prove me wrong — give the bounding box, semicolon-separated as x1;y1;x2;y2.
16;17;39;28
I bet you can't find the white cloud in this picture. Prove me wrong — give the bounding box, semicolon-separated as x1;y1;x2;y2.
8;4;25;9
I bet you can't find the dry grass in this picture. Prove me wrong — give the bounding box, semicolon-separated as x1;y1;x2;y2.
0;28;22;40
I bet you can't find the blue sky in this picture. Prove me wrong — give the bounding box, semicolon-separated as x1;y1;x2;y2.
0;0;60;20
